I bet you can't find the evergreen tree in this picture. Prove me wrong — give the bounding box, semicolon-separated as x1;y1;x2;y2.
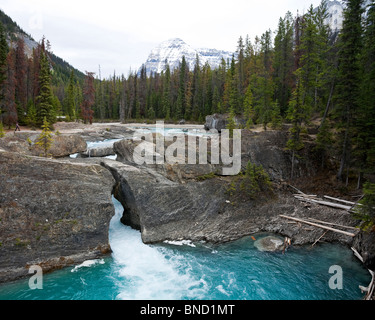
243;83;254;129
36;40;55;126
239;161;272;199
35;116;53;157
3;51;17;129
184;72;193;120
176;56;187;120
31;45;41;105
315;117;333;168
0;22;8;121
75;79;83;119
253;30;274;130
272;12;294;115
212;86;220;114
314;0;332;112
236;36;245;99
14;37;27;124
226;106;237;138
192;54;202;120
162;65;171;121
353;0;375;187
299;5;320;110
335;0;364;182
65;70;76;120
80;72;95;124
228;55;240;113
270;100;282;130
25;99;37;128
286;70;308;178
147;105;155;120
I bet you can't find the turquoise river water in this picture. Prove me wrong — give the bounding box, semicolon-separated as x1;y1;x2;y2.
0;197;371;300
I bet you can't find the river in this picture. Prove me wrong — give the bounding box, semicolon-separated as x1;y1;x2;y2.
0;197;371;300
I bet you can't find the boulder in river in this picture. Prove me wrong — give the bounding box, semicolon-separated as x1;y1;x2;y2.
253;236;284;252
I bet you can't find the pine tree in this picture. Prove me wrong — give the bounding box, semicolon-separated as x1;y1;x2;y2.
0;22;8;121
147;105;155;120
299;6;320;110
286;70;308;178
253;30;274;130
162;64;171;121
65;70;76;120
228;55;240;113
192;55;202;120
31;45;41;105
36;40;55;126
176;56;187;120
272;12;295;115
315;117;333;168
270;100;282;130
26;99;37;128
212;86;220;114
14;37;27;124
335;0;364;182
3;51;17;129
314;0;332;112
243;83;254;129
240;161;272;199
226;106;237;138
35;116;53;157
80;72;95;124
236;36;245;99
353;0;375;187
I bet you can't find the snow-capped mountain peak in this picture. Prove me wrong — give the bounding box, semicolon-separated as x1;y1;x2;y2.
141;38;233;75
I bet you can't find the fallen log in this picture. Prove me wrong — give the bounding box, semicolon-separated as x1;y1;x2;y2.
293;194;318;198
288;185;306;195
306;217;359;231
294;196;352;211
323;195;357;206
279;215;356;237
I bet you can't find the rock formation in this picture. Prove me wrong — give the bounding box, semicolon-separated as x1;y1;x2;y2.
0;151;115;283
0;133;87;158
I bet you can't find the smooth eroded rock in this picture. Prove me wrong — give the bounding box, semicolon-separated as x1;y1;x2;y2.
0;151;115;283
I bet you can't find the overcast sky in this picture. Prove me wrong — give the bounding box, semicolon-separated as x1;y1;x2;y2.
1;0;323;78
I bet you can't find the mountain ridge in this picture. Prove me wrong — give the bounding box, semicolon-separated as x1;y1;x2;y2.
0;9;85;82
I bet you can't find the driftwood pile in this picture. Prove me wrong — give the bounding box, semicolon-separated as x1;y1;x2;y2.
289;185;362;213
279;185;361;238
281;186;373;300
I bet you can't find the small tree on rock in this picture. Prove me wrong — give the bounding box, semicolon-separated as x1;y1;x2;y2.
35;116;53;157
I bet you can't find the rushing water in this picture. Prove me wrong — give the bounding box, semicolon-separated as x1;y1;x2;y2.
0;197;371;300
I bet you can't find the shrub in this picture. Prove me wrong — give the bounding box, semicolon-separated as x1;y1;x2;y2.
227;161;273;199
353;182;375;232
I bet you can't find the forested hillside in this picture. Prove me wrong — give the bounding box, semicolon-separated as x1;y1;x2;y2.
0;9;85;128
